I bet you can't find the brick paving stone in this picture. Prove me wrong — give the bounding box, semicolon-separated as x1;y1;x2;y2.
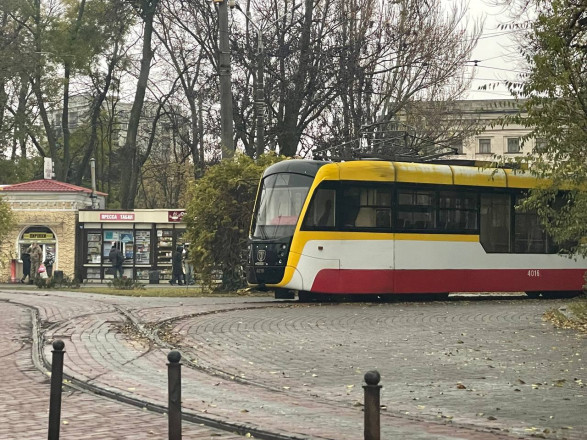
0;299;243;439
1;287;584;439
172;300;586;439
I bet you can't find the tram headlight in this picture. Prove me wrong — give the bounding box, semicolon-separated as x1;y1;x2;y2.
278;259;283;264
280;244;287;249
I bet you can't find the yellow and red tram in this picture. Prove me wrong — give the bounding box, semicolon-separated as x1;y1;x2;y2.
246;160;586;299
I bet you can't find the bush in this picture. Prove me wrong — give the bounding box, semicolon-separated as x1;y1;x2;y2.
108;277;146;290
184;153;285;291
35;275;80;289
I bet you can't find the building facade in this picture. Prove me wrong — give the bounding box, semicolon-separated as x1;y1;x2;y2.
0;179;188;283
78;209;186;283
0;180;107;282
447;99;537;161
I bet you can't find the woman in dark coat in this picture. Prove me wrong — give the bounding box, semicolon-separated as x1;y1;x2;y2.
170;246;184;285
21;252;31;283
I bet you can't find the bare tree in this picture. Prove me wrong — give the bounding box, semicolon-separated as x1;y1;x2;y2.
228;0;480;158
119;0;160;209
316;0;481;159
69;0;132;185
156;0;220;177
0;0;37;159
267;0;341;157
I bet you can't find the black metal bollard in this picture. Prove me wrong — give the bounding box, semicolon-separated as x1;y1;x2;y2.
363;370;382;440
167;350;182;440
48;340;65;440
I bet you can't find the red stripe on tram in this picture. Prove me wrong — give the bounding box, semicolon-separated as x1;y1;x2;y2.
311;268;586;294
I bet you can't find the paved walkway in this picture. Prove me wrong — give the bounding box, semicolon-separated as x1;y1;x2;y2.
0;294;246;439
0;287;585;439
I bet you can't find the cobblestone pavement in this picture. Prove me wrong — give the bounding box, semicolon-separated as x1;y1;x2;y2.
0;299;246;439
0;287;585;440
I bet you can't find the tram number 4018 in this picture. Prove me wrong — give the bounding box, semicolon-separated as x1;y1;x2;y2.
528;269;540;277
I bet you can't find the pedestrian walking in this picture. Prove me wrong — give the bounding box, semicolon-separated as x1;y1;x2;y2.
108;245;124;279
170;246;184;285
26;242;43;283
20;251;31;283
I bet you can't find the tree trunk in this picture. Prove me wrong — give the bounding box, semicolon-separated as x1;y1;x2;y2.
0;79;6;149
62;0;88;181
198;93;205;175
74;39;120;186
61;62;71;180
15;73;29;159
217;0;234;158
276;0;314;157
119;0;158;209
31;0;60;175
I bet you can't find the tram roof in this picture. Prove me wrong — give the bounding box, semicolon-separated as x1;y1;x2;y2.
263;159;541;189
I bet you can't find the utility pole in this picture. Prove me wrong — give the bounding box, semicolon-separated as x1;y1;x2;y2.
233;3;270;158
217;0;234;158
255;32;265;158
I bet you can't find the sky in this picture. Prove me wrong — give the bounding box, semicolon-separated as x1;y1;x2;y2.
452;0;528;100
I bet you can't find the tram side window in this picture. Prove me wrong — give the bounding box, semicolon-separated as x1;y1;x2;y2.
438;191;478;232
480;193;511;252
303;188;336;229
340;185;392;229
397;190;435;230
514;195;549;253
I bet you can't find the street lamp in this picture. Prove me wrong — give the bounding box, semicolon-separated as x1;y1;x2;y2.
217;0;234;159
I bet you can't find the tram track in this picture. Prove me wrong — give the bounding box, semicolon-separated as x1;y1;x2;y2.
0;292;302;439
26;302;311;440
113;302;538;440
3;290;580;440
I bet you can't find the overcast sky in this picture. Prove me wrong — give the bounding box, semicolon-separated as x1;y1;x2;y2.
454;0;527;100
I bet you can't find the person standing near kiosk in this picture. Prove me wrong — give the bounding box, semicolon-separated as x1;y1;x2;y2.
170;246;184;285
44;249;55;277
26;242;43;283
109;245;124;279
20;251;31;283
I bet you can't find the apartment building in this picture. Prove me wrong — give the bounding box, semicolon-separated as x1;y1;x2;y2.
446;99;539;161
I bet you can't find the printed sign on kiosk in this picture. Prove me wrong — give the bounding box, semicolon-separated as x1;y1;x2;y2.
100;213;135;221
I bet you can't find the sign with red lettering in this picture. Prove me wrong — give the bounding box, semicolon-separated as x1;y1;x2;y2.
99;213;135;221
168;211;185;222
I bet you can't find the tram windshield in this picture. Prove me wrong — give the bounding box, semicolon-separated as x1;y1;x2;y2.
252;173;314;239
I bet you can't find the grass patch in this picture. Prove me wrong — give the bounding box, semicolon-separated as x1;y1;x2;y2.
544;296;587;333
108;277;146;291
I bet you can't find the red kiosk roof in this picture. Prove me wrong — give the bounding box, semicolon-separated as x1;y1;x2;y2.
2;179;107;196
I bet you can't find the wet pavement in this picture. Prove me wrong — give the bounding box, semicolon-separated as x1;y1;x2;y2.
0;287;585;439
